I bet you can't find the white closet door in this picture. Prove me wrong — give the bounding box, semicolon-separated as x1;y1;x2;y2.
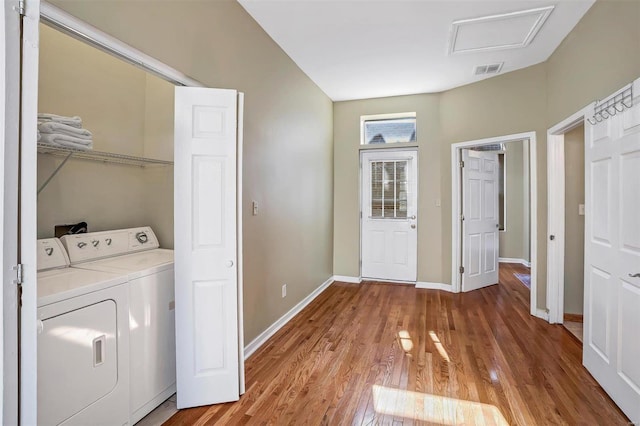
583;81;640;424
462;149;499;292
174;87;241;408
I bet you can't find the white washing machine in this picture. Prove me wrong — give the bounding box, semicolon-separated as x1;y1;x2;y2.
37;238;130;426
62;227;176;424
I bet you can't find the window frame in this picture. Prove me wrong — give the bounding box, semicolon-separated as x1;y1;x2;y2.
360;112;417;146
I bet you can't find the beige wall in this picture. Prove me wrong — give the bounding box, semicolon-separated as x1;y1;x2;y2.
547;0;640;314
440;64;548;300
499;141;530;262
142;73;175;248
334;0;639;312
564;124;585;315
38;24;175;246
50;0;334;344
333;94;442;282
547;0;640;125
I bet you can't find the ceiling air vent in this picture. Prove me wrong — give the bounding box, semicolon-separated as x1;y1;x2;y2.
474;62;504;76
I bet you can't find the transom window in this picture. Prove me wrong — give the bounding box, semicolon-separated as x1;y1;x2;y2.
370;160;408;218
361;112;416;145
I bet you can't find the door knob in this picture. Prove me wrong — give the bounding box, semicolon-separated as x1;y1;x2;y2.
410;215;416;220
629;273;640;278
550;235;555;241
225;260;234;268
410;224;416;229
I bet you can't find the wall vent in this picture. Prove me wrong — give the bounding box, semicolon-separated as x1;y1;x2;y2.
474;62;504;76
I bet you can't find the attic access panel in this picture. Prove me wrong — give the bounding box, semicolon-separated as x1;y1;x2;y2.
449;6;554;54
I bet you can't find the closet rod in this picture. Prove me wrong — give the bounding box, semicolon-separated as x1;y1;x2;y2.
39;2;203;88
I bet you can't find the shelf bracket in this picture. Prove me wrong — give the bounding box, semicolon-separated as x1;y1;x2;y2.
38;151;73;195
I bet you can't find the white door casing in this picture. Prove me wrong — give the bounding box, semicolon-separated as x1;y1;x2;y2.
174;87;241;408
20;1;41;424
583;81;640;424
361;150;418;282
462;149;499;292
2;1;22;423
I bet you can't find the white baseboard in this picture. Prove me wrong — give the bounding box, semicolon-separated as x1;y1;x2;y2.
332;275;361;284
415;281;453;291
535;308;550;321
244;276;334;359
499;257;531;267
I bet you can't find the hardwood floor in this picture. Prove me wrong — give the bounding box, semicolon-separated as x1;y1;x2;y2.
164;263;628;425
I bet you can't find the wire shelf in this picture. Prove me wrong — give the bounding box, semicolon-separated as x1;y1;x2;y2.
37;143;173;195
37;143;174;167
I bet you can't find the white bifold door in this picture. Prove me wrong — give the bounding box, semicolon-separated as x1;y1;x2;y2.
583;81;640;425
462;149;499;292
361;150;418;282
174;87;244;409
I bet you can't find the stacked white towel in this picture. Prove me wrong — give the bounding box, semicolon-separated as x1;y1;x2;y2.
38;113;93;151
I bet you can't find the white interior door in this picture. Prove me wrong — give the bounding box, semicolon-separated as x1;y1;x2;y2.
361;150;417;282
584;81;640;424
174;87;242;409
462;149;499;292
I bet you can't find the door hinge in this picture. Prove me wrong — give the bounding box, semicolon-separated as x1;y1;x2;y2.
13;264;24;285
460;214;465;221
459;266;465;274
459;160;465;168
17;0;25;16
360;211;362;219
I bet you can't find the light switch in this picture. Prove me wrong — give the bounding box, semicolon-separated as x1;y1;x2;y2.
252;201;259;216
435;199;441;207
578;204;585;216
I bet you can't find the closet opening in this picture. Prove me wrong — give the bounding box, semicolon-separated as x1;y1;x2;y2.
22;3;245;424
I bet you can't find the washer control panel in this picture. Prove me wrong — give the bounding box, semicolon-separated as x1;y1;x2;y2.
61;226;160;264
37;238;70;271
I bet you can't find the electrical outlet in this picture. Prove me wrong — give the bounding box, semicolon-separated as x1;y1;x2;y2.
252;201;259;216
281;284;287;298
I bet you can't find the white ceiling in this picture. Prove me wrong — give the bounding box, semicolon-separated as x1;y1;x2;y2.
238;0;595;101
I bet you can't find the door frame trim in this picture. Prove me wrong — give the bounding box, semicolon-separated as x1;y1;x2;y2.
451;132;538;316
359;148;419;282
546;104;594;324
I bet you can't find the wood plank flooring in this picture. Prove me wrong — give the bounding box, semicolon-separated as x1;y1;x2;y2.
164;263;628;425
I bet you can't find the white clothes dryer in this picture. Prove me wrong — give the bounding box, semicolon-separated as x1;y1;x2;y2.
36;238;130;426
62;227;175;424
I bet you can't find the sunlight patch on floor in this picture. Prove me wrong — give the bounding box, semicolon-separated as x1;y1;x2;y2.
398;330;414;352
429;330;450;362
372;385;509;425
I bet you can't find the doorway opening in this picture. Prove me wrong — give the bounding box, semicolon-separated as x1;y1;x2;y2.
451;132;539;318
546;105;592;327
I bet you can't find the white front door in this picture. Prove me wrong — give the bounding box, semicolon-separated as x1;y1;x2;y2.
174;87;242;409
462;149;499;292
583;81;640;424
361;150;418;282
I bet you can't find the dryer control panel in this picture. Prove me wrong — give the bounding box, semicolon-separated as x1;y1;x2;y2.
61;227;160;264
37;238;70;271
